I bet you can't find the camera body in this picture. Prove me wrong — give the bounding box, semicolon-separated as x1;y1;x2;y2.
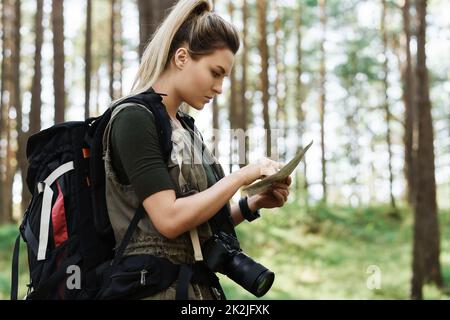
202;231;274;297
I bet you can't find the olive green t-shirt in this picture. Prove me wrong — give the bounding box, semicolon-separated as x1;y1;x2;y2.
110;106;175;203
110;105;217;203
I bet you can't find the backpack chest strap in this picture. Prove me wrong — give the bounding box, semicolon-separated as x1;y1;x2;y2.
37;161;74;261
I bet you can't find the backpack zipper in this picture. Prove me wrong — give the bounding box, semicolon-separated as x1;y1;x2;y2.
140;269;147;286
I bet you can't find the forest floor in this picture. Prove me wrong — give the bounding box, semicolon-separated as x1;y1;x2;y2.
222;202;450;300
0;203;449;300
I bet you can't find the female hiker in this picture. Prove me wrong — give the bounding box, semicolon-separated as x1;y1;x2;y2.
104;0;292;300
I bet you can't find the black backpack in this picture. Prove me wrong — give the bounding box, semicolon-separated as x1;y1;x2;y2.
10;90;178;300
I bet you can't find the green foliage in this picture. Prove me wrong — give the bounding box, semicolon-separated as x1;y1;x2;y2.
0;204;449;299
304;0;318;8
334;32;381;85
219;203;450;299
0;224;29;300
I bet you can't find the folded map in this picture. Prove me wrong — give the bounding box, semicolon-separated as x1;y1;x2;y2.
241;140;313;197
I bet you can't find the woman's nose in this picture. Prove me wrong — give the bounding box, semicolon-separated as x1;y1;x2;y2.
212;81;223;95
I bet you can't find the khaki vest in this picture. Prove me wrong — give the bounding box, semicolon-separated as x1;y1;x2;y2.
103;103;222;265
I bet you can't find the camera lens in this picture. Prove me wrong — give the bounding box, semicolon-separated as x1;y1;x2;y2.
253;270;275;297
224;252;275;297
202;232;275;297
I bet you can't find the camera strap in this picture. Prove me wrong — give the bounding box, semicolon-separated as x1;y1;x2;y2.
189;229;203;261
170;118;204;262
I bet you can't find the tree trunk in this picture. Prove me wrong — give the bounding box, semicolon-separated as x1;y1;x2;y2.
211;0;219;160
29;0;44;136
13;0;29;216
137;0;175;60
381;0;396;210
117;0;123;98
294;1;308;208
256;0;271;157
274;1;281;132
212;96;220;159
369;131;377;204
95;69;101;116
273;2;288;164
280;32;289;164
109;0;116;100
0;0;9;223
137;0;151;59
0;0;15;223
319;0;327;204
109;0;124;100
85;0;92;119
5;95;16;222
52;0;65;124
228;0;238;174
25;0;44;219
411;0;443;300
401;0;417;208
240;0;249;167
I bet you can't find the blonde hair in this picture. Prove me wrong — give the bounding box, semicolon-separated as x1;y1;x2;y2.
112;0;240;106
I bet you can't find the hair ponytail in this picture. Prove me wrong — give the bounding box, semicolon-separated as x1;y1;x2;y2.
112;0;239;106
130;0;212;94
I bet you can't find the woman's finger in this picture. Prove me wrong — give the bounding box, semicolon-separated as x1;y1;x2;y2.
273;187;288;197
272;189;286;205
272;189;283;202
285;176;292;186
272;182;289;190
278;189;289;200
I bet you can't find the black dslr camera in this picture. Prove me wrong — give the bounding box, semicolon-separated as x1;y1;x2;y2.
202;231;275;297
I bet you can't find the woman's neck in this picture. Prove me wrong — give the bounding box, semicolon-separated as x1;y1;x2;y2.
152;76;182;119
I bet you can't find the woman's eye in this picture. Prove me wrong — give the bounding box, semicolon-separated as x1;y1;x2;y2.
212;71;220;78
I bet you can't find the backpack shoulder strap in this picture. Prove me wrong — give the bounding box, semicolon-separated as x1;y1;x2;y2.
10;235;21;300
105;91;173;161
102;102;154;156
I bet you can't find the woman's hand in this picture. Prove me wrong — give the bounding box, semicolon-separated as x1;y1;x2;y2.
250;176;292;210
238;157;284;186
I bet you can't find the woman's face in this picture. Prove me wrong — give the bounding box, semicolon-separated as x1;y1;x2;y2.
174;47;235;110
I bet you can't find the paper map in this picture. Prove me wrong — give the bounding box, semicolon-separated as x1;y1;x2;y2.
241;140;313;197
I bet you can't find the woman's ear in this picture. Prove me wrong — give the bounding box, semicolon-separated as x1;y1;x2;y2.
174;47;189;69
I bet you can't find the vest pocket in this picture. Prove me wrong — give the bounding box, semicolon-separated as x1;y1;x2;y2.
96;254;179;299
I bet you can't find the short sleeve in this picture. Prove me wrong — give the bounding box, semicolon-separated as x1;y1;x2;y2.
110;105;175;202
